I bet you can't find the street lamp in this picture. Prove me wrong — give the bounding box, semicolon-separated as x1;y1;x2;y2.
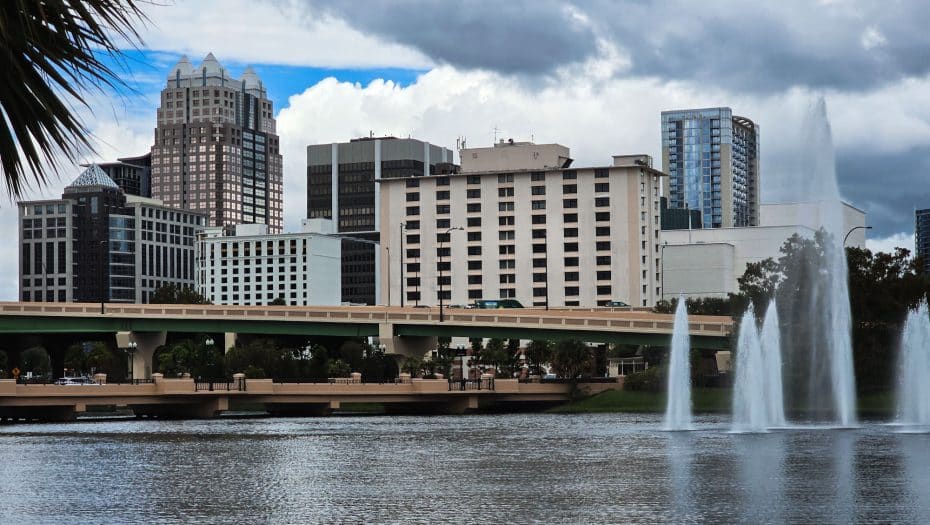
438;226;464;322
843;225;872;246
126;341;137;381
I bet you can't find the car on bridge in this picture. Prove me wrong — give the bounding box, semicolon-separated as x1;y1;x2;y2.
55;377;99;386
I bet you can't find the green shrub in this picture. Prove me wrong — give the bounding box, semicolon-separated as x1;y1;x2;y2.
623;366;666;393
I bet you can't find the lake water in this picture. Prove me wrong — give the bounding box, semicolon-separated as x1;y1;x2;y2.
0;413;927;524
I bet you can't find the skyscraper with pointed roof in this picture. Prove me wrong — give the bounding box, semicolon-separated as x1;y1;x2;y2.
151;53;283;233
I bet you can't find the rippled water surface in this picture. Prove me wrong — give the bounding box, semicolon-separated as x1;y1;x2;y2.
0;413;928;524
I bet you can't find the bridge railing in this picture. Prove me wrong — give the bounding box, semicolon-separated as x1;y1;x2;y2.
448;378;495;391
194;378;247;392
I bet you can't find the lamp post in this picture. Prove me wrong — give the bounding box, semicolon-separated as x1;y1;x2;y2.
438;226;463;322
385;246;391;306
126;341;137;381
843;225;872;246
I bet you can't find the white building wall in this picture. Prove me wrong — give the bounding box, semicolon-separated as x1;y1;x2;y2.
379;160;664;308
196;222;341;306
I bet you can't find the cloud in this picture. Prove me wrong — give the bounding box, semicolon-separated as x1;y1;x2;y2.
866;232;915;255
136;0;431;69
301;0;600;75
293;0;930;93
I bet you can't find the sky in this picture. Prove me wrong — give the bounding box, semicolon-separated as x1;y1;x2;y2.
3;0;929;299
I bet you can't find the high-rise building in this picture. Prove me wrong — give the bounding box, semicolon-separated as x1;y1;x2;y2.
195;220;341;306
917;209;930;273
151;54;283;233
378;141;665;308
307;136;456;304
18;165;205;303
87;152;152;197
661;107;760;228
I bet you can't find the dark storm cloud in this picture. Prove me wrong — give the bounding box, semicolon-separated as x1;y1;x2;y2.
835;147;930;239
295;0;930;92
298;0;599;74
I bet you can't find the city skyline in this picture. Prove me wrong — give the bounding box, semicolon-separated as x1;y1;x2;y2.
1;0;928;300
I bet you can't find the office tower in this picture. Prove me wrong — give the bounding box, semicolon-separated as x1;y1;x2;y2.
661;107;760;228
917;209;930;273
307;136;456;304
151;54;283;233
195;220;341;306
379;141;665;308
18;165;205;303
90;152;152;197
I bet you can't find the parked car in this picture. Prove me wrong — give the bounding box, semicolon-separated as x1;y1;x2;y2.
605;301;629;307
55;377;98;386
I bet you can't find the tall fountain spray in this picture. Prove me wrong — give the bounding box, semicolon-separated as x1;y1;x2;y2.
733;304;766;432
761;300;786;427
665;297;692;430
778;98;857;425
898;300;930;425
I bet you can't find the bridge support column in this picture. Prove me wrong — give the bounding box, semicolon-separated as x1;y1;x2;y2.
224;332;237;353
378;323;437;359
117;331;166;380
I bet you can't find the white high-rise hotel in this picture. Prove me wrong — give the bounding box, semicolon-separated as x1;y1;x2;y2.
378;141;665;308
151;54;283;233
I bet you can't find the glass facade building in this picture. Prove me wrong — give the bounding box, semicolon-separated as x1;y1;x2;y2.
917;209;930;273
661;108;760;228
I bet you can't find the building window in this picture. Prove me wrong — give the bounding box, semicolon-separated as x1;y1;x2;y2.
596;241;611;251
531;186;545;195
499;245;515;255
497;173;514;183
499;202;515;212
406;206;420;216
531;172;545;181
532;215;546;224
499;216;515;226
564;242;578;252
596;255;611;265
565;272;579;282
595;182;609;192
594;168;609;178
565;286;579;296
467;231;481;242
563;184;577;194
436;204;450;214
466;189;481;198
597;285;612;295
531;200;545;210
437;218;450;229
498;187;514;197
406;179;420;188
563;199;577;209
436;177;450;186
532;229;546;239
595;197;610;207
596;226;610;236
467;175;481;184
468;289;482;299
532;244;546;253
467;217;481;227
467;203;481;213
467;246;482;256
564;228;578;238
565;257;579;267
596;270;611;280
595;212;610;221
500;260;516;269
406;192;420;202
468;275;482;285
564;213;578;223
562;171;577;180
468;260;482;270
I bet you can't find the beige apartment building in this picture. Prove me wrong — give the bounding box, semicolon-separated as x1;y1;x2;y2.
151;54;283;233
378;141;665;308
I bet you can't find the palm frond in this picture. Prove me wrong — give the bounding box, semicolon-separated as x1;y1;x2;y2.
0;0;147;199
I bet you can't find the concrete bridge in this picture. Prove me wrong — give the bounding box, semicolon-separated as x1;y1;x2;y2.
0;376;616;421
0;302;732;379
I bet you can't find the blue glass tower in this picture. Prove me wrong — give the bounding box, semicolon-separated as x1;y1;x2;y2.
661;108;760;228
917;209;930;273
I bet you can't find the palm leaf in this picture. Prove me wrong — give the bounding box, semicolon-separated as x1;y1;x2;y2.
0;0;147;199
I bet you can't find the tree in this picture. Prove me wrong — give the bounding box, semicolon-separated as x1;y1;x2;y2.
155;337;224;378
270;297;287;306
524;340;553;375
550;339;592;380
21;347;50;377
480;338;507;376
0;0;146;198
151;284;210;305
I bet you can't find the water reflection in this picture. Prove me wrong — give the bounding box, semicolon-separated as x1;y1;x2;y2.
735;432;785;523
0;414;921;524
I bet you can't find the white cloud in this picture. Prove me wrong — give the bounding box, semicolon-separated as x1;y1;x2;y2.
866;232;915;254
861;26;887;50
137;0;431;69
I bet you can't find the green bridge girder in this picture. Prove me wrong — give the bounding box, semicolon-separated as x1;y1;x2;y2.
0;314;730;350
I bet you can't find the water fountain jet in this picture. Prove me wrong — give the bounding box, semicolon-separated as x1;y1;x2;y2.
664;297;692;430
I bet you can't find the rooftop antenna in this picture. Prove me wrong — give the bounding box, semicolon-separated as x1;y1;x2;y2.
493;125;503;143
